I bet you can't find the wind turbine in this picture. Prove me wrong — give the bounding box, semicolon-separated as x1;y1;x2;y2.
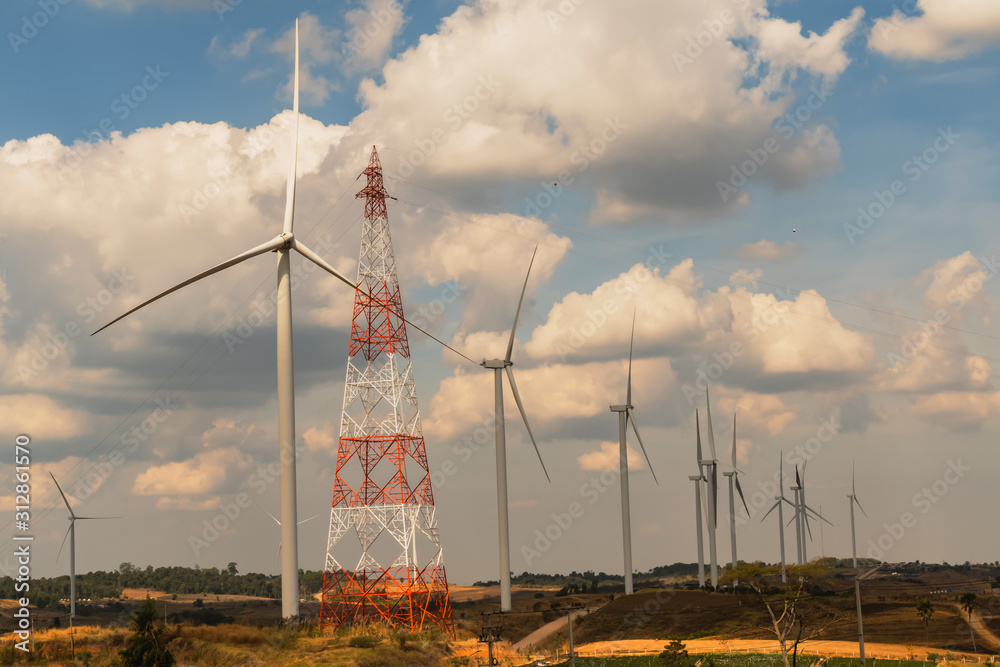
699;390;720;588
609;312;658;596
50;473;119;617
690;412;707;587
761;453;794;582
788;463;831;564
723;412;749;578
252;500;318;565
479;246;550;612
92;20;466;619
848;460;868;568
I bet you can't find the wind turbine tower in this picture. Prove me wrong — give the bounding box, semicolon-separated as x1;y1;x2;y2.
761;454;793;583
848;460;868;568
610;313;658;595
723;413;749;576
700;391;720;588
690;411;707;587
320;148;453;633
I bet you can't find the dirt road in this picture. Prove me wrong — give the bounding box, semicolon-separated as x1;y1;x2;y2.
571;638;993;661
955;604;1000;653
513;608;593;651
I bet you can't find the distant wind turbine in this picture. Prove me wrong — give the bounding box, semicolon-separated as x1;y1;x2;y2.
252;499;318;565
761;453;794;582
92;21;466;619
609;312;658;596
689;411;707;587
50;473;119;617
700;390;720;587
723;412;750;578
479;246;550;612
848;460;868;568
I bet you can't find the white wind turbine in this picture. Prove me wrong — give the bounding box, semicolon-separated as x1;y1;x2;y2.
609;313;658;596
788;463;831;564
690;411;707;587
848;460;867;568
479;246;550;612
50;473;119;617
252;499;318;565
761;453;795;582
699;390;720;588
92;20;466;619
723;413;750;577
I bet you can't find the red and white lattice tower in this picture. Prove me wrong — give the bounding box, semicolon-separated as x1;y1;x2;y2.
319;147;453;633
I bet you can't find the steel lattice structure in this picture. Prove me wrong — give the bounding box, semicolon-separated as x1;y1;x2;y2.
319;147;453;634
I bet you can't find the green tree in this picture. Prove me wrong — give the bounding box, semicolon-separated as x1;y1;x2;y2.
659;639;689;667
118;598;175;667
959;592;978;653
722;562;839;667
916;599;934;647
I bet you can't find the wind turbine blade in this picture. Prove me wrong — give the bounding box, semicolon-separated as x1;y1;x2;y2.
804;512;814;541
627;309;635;407
852;458;856;497
56;524;72;565
731;412;737;468
92;234;288;335
779;451;784;489
627;410;658;485
734;475;750;516
696;410;703;465
781;497;797;509
505;246;537;364
854;496;869;519
704;389;717;461
251;498;281;526
297;514;319;525
761;500;780;522
795;465;801;488
282;18;299;235
786;513;796;528
504;366;550;482
275;541;282;566
294;239;477;365
74;516;122;520
49;473;75;518
805;504;834;526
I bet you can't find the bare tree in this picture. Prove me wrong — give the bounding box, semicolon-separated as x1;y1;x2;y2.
722;562;840;667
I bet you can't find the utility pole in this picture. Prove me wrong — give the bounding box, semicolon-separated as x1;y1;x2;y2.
478;612;503;666
855;566;878;667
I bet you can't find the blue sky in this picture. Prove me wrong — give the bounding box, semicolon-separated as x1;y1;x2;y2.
1;0;999;587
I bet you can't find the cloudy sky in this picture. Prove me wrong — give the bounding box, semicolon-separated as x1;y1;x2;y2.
2;0;999;586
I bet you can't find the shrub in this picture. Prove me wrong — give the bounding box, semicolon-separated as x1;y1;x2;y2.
660;639;689;667
349;635;381;649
